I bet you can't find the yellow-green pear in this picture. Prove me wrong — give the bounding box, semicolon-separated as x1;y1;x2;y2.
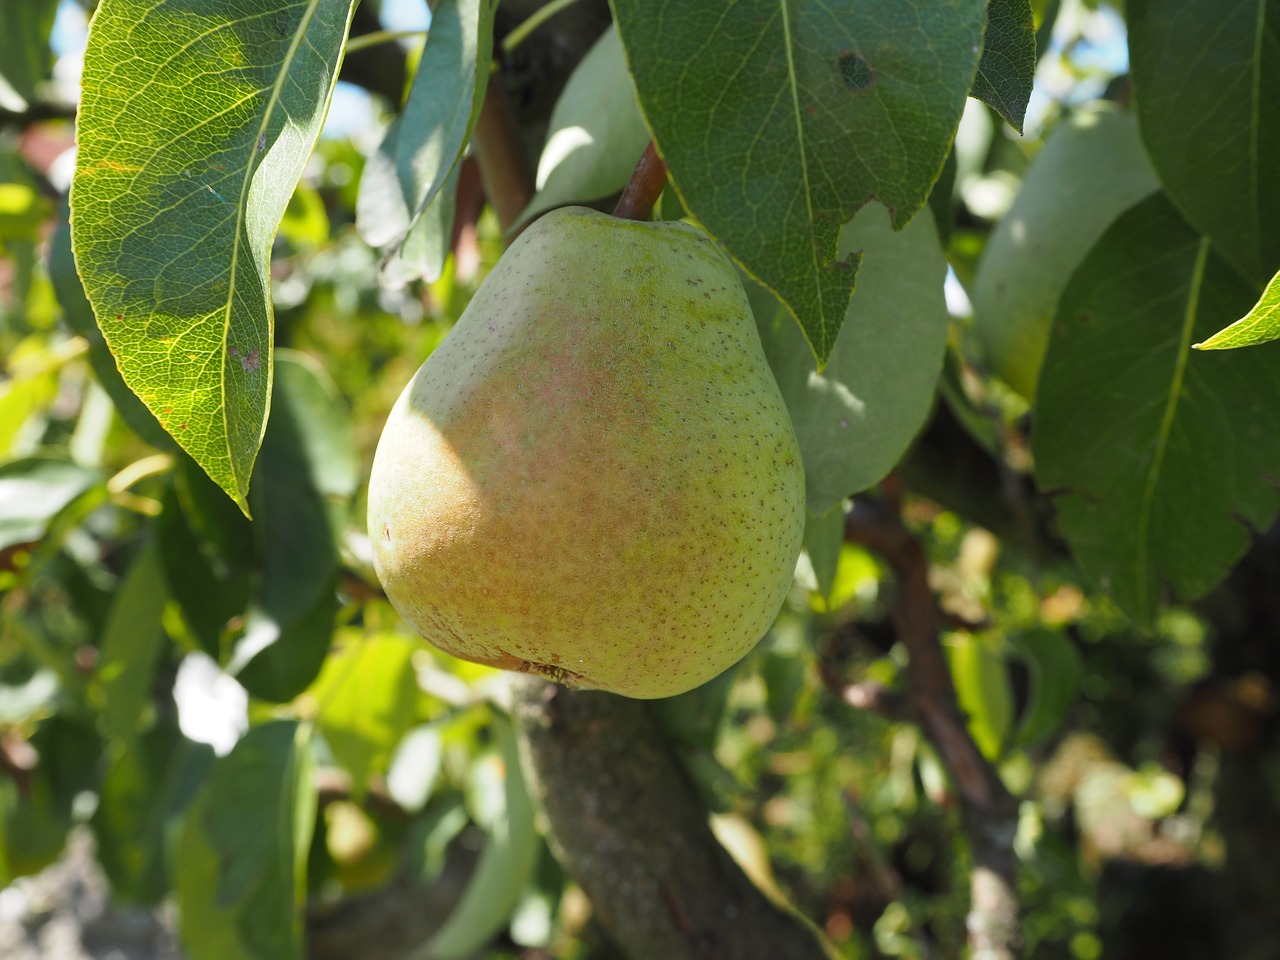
367;206;805;699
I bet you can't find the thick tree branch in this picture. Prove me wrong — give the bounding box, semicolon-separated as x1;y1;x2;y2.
844;495;1022;959
512;678;836;960
473;72;538;233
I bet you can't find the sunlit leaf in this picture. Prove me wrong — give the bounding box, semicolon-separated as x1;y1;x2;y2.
308;632;423;793
71;0;358;511
1196;268;1280;350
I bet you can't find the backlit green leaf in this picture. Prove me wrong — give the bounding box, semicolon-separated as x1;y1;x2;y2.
70;0;358;512
1196;267;1280;350
612;0;985;363
1130;0;1280;284
310;632;423;794
1035;194;1280;623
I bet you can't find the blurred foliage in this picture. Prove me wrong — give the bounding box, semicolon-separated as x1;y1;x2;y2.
1;1;1279;959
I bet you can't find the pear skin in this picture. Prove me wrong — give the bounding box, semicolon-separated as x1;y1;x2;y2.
367;206;805;699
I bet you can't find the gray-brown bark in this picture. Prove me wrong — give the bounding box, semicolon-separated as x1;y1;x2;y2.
512;678;836;960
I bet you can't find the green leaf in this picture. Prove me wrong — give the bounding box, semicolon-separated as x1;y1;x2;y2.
380;164;461;288
356;0;496;250
416;713;539;960
1129;0;1280;284
1196;267;1280;350
92;723;215;904
1012;629;1082;746
49;214;174;450
756;206;950;514
803;504;845;604
971;0;1036;132
971;104;1159;399
0;457;101;551
946;633;1013;760
229;351;354;699
1034;194;1280;623
91;539;169;744
515;24;651;229
156;465;253;660
70;0;359;512
309;633;422;793
0;0;57;112
612;0;985;363
176;720;316;960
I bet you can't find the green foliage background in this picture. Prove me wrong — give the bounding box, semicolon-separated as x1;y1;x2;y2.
2;0;1280;958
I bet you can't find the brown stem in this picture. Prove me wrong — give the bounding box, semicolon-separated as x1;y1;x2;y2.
512;678;837;960
614;142;669;221
843;496;1022;959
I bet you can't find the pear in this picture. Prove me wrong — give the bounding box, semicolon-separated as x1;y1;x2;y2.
367;206;805;699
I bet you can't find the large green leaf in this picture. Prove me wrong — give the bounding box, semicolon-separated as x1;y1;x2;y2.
70;0;358;513
971;0;1036;132
1196;267;1280;349
176;720;315;960
92;723;215;904
356;0;496;250
1129;0;1280;285
756;206;950;515
0;0;57;112
1034;194;1280;623
612;0;985;363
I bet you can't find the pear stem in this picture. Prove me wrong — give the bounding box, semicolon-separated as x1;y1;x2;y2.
614;142;668;221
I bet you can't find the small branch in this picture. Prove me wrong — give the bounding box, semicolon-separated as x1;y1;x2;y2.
843;495;1022;959
613;142;668;222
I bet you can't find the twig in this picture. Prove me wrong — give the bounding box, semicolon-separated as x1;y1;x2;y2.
502;0;591;53
843;495;1022;959
614;142;668;222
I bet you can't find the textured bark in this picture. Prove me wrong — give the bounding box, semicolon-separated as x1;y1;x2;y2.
512;679;834;960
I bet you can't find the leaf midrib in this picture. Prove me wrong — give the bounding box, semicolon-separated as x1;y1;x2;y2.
1135;237;1211;614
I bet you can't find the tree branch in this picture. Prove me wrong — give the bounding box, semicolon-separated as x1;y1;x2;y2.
512;678;836;960
843;495;1022;959
473;72;538;234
